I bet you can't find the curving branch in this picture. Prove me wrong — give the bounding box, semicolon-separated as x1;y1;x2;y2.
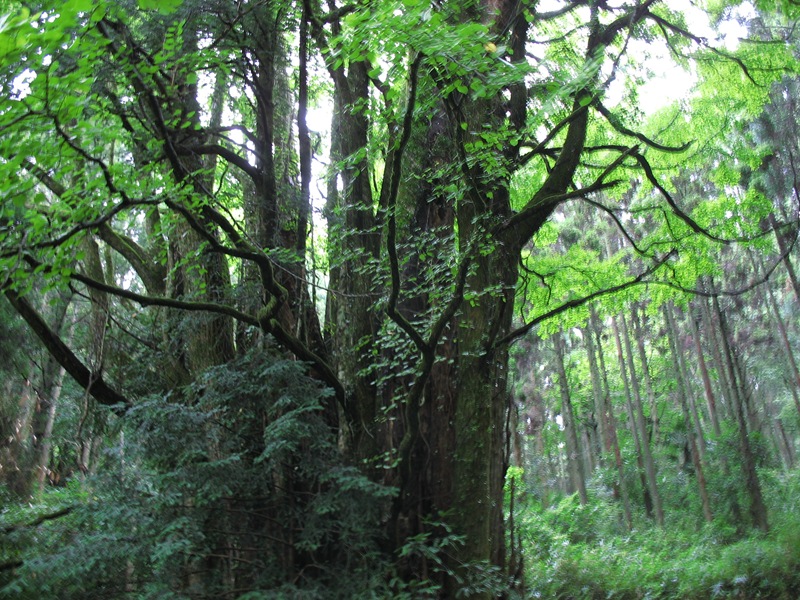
577;196;652;257
96;224;166;296
496;249;676;348
593;100;693;153
646;12;765;86
503;145;635;235
385;54;429;356
18;254;345;405
174;143;260;182
4;291;132;413
629;148;769;245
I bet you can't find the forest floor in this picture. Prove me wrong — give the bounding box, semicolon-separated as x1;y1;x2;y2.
521;469;800;599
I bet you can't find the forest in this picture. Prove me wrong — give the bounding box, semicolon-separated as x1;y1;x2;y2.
1;0;799;598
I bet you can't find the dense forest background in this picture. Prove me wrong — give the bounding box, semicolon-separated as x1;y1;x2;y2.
1;0;800;598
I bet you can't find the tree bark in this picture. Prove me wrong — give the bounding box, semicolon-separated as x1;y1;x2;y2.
713;292;769;532
618;312;664;526
611;314;655;521
583;324;607;466
631;303;660;443
688;300;722;436
554;331;588;504
590;307;632;529
664;302;712;523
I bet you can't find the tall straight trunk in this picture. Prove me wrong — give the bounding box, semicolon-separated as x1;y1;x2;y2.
27;291;71;494
666;304;707;458
664;303;712;523
611;314;654;520
769;212;800;303
590;307;632;529
631;304;659;442
713;293;769;532
523;386;550;505
688;300;722;437
753;252;800;420
583;324;607;465
700;292;735;422
774;414;796;469
763;392;794;470
324;62;380;463
618;313;664;526
34;363;66;495
554;332;588;504
581;428;595;480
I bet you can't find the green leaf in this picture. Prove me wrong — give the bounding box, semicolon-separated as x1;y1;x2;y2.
138;0;183;14
64;0;95;12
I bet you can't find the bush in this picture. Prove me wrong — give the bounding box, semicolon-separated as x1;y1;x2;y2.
1;352;398;599
521;468;800;600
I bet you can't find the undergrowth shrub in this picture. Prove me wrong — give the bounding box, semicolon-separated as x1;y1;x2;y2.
521;467;800;600
1;352;399;599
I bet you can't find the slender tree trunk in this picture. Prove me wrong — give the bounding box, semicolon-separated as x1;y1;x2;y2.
619;313;664;526
753;252;800;420
713;293;769;532
590;307;632;529
34;363;66;496
688;300;722;437
769;212;800;303
763;393;794;470
667;304;707;458
583;324;607;465
27;291;72;495
664;303;712;523
700;292;735;422
611;314;654;521
554;332;588;504
631;303;659;442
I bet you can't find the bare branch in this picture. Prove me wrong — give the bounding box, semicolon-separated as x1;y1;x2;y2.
4;291;132;412
174;143;260;182
0;505;75;535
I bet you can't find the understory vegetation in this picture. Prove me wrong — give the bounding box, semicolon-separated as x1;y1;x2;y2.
520;472;800;599
2;0;800;597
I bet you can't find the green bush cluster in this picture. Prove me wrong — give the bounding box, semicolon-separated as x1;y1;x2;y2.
1;353;400;599
520;470;800;600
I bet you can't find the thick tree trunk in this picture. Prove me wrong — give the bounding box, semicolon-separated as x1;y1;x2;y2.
324;63;380;463
450;246;517;589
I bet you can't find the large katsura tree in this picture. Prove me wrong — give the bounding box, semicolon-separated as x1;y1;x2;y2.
0;0;791;596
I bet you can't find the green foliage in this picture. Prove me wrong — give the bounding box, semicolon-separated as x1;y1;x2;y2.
521;469;800;599
1;353;398;599
137;0;183;14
